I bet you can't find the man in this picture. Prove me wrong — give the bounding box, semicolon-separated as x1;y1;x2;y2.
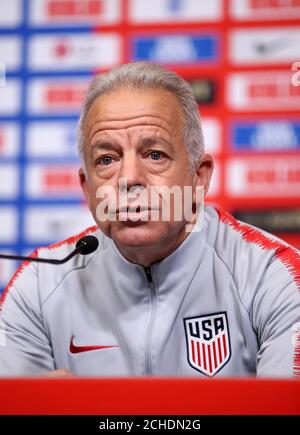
0;62;299;377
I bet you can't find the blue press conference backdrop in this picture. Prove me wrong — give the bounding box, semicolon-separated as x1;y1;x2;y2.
0;0;300;292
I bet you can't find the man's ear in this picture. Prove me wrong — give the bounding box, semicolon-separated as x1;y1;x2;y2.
79;167;90;205
194;153;214;196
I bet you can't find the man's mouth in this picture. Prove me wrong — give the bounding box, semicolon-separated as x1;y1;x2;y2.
117;206;156;213
116;206;160;222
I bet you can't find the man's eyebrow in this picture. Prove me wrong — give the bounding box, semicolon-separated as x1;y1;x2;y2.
91;137;173;151
91;141;121;152
139;136;173;149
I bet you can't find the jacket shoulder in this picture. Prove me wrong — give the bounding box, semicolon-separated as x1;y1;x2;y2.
209;206;300;300
1;225;100;310
39;225;99;257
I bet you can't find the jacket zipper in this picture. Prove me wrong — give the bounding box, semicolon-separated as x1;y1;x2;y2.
144;266;152;283
144;266;157;375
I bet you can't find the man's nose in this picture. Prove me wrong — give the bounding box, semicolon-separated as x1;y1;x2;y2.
118;152;146;190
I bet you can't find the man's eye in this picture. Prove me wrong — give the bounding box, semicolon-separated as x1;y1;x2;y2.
149;151;163;161
98;156;113;165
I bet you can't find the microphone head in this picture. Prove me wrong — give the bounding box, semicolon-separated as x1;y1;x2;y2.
76;235;99;255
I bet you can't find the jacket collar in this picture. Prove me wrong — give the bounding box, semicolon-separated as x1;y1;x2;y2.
104;209;210;292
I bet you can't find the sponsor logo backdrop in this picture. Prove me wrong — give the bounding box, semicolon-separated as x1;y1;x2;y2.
0;0;299;291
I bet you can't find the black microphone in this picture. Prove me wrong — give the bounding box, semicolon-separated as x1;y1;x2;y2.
0;235;99;265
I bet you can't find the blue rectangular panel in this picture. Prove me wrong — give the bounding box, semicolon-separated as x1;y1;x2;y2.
132;34;219;64
231;121;300;152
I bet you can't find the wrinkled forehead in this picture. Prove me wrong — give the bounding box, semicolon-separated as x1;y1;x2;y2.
83;86;184;134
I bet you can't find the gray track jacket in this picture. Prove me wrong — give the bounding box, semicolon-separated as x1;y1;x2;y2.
0;206;299;377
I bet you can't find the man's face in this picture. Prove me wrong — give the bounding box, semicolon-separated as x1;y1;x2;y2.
80;87;211;252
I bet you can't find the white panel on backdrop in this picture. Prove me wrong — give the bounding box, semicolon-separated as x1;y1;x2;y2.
28;33;121;71
0;207;17;243
24;205;95;244
0;165;19;199
27;121;79;158
227;71;300;111
0;80;20;115
0;0;22;27
0;123;20;158
230;0;300;20
202;118;221;155
27;77;89;114
0;37;22;71
226;156;300;197
25;163;83;198
29;0;121;26
230;28;300;65
129;0;222;22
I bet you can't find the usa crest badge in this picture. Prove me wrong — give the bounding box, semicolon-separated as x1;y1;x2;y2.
184;312;231;377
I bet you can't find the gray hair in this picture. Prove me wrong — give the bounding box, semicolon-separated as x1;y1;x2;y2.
77;62;204;171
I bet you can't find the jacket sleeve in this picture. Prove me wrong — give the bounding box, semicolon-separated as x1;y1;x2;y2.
252;248;300;378
0;259;55;376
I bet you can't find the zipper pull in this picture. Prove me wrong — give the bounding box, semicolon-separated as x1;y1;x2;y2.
144;266;153;283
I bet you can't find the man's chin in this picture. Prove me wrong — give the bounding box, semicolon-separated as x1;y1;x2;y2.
111;220;164;248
